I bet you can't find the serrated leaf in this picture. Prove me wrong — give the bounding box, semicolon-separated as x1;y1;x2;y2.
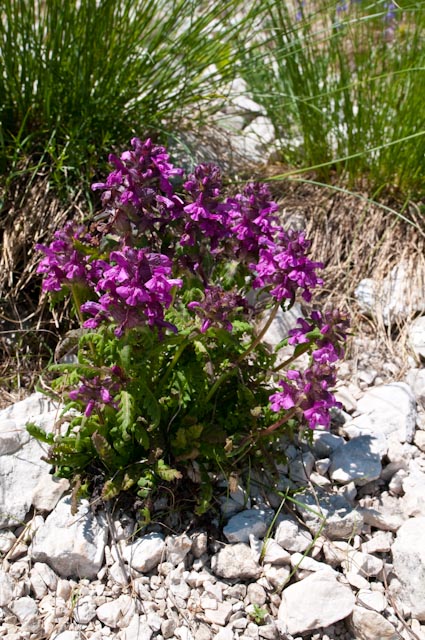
117;390;136;441
156;459;182;482
92;431;118;467
26;422;55;444
139;381;161;427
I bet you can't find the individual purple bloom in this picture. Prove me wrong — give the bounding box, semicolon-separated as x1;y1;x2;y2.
36;223;94;292
69;369;123;417
250;230;323;303
81;246;182;336
187;286;248;333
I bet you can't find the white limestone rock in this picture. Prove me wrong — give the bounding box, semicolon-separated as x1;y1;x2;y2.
274;516;313;553
296;489;364;539
166;534;192;566
0;569;14;606
278;570;355;635
401;461;425;517
30;495;108;579
349;605;398;640
96;594;136;628
354;263;425;325
223;508;274;543
123;532;165;573
0;393;63;528
408;315;425;360
356;382;417;444
329;435;382;486
392;516;425;620
211;543;261;580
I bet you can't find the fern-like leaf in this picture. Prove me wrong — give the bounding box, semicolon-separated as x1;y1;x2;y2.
156;459;182;482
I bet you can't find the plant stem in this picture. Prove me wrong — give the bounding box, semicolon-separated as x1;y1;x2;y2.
205;301;281;403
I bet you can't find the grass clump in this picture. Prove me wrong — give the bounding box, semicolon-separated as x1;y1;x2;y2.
0;0;259;196
241;0;425;195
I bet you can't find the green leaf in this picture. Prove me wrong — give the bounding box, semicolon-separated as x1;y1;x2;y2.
116;390;136;441
26;422;55;444
155;459;182;482
91;431;119;467
139;380;161;427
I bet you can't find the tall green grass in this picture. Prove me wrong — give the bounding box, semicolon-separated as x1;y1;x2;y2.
241;0;425;195
0;0;260;195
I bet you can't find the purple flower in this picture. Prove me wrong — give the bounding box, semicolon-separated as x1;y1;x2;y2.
81;246;182;336
69;368;123;417
187;286;248;333
181;164;231;249
36;223;94;292
91;138;184;238
226;183;282;257
250;230;323;302
269;363;341;429
288;309;349;363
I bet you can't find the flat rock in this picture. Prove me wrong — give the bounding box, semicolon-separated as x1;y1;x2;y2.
223;508;274;543
211;543;261;580
329;435;382;485
123;532;165;573
349;605;398;640
356;382;416;443
278;570;355;635
296;489;364;539
30;495;108;579
392;516;425;620
274;516;313;553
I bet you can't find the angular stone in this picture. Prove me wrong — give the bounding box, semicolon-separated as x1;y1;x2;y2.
329;436;382;486
29;562;58;599
296;489;363;539
349;605;398;640
392;516;425;620
30;496;108;579
401;462;425;517
202;601;232;626
274;516;313;553
123;532;165;573
73;596;97;624
166;534;192;565
290;552;336;574
341;549;383;577
211;543;261;580
312;431;345;458
0;393;63;528
0;570;14;606
31;475;69;512
278;570;355;635
261;538;291;565
356;382;416;443
356;589;387;612
96;594;136;628
408;315;425;360
223;508;274;543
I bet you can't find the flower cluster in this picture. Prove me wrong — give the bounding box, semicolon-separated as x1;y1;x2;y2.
81;246;182;336
187;286;248;333
69;366;124;417
269;363;340;429
37;137;347;435
36;223;93;292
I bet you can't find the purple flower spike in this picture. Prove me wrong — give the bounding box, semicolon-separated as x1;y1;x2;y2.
36;223;93;292
250;230;323;303
269;363;341;430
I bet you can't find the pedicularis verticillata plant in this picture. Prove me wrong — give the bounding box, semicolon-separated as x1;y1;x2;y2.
30;138;348;513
